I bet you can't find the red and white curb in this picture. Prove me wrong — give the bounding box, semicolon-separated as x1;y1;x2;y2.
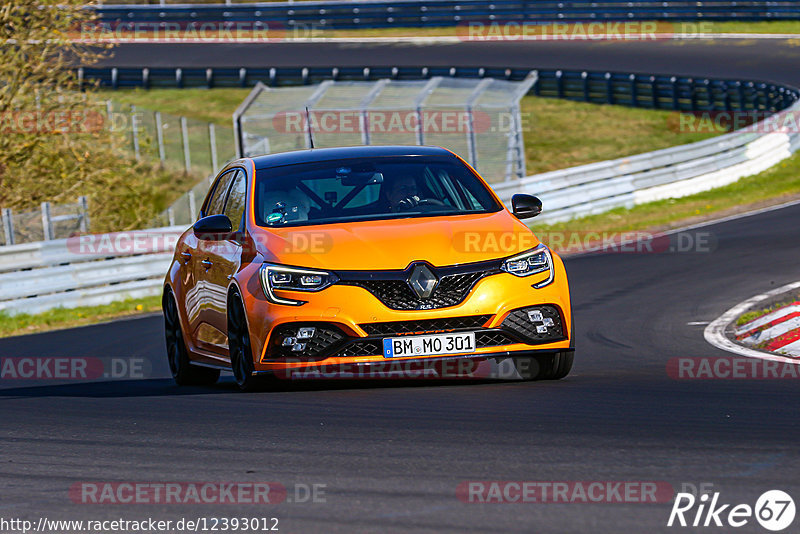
735;303;800;356
704;281;800;364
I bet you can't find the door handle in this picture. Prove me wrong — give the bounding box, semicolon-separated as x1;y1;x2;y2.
180;251;192;263
201;259;213;269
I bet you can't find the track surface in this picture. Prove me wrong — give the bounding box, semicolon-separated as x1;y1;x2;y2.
2;39;799;533
101;39;800;86
2;203;800;532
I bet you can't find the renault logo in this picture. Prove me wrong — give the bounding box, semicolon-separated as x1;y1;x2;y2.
407;264;438;299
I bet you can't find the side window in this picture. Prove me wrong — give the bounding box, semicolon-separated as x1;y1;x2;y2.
223;170;247;229
205;170;237;216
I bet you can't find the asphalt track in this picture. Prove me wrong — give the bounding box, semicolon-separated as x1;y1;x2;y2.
2;202;800;533
1;39;799;533
99;39;800;87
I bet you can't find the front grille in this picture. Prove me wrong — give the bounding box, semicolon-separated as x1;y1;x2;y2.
333;340;382;358
501;305;565;344
360;314;491;336
339;271;494;310
475;331;518;348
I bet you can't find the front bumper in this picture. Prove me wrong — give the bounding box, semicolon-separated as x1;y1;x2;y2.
239;253;572;373
254;348;575;380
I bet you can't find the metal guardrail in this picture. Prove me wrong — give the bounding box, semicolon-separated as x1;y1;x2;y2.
95;0;800;27
0;226;184;315
496;100;800;223
80;66;798;114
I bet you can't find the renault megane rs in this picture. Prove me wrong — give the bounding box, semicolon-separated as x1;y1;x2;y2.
163;146;574;390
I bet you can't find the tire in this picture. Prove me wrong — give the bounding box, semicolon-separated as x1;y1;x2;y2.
512;351;573;381
163;289;220;386
227;291;269;392
513;319;575;381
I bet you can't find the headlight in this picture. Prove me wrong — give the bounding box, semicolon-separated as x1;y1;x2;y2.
259;263;338;306
501;244;554;288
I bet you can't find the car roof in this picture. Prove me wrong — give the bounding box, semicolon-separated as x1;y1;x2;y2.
250;145;454;170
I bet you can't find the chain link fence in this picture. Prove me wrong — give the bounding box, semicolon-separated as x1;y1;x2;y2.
1;198;90;246
106;101;237;179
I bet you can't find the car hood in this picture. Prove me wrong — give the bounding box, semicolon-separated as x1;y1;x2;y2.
252;210;541;270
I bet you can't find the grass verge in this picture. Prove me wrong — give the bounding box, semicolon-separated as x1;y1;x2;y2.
531;151;800;243
0;296;162;338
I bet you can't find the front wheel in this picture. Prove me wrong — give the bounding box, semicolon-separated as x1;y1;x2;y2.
227;291;269;392
163;289;220;386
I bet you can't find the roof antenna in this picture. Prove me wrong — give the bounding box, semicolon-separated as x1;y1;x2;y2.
306;106;314;149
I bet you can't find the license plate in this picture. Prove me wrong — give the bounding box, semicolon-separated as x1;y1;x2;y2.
382;332;476;358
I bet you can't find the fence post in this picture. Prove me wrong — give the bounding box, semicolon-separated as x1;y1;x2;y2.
155;111;166;164
181;116;191;173
209;123;219;171
188;190;198;221
41;202;53;241
78;196;90;233
131;105;141;160
1;208;14;246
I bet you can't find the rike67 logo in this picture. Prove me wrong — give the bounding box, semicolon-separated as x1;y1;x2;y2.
668;490;795;531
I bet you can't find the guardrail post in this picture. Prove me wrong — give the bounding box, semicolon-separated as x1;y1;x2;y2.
239;67;247;87
181;116;191;173
629;74;638;107
209;123;219;171
1;208;14;246
605;72;614;105
176;68;183;89
581;71;589;102
142;68;150;89
41;202;53;241
555;70;563;99
78;196;90;233
155;111;166;164
131;105;141;160
111;67;118;90
671;77;679;110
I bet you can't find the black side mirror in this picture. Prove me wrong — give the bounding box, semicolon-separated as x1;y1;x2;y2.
511;194;543;219
193;214;232;240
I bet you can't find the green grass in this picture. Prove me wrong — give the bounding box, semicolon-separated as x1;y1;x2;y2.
103;88;723;174
736;293;800;327
531;151;800;241
0;296;162;338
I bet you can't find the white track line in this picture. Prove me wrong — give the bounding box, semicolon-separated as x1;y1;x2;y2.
704;281;800;364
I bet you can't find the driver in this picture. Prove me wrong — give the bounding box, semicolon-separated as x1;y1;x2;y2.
387;176;422;212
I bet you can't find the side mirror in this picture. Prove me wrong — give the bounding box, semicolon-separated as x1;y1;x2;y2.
511;194;543;219
193;214;232;240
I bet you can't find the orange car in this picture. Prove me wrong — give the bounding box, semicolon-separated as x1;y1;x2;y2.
163;146;573;390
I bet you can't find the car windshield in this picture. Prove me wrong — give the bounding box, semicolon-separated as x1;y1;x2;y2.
254;155;503;227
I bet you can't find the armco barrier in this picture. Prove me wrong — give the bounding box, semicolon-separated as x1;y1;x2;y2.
0;226;185;315
79;65;799;116
494;101;800;223
95;0;800;28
